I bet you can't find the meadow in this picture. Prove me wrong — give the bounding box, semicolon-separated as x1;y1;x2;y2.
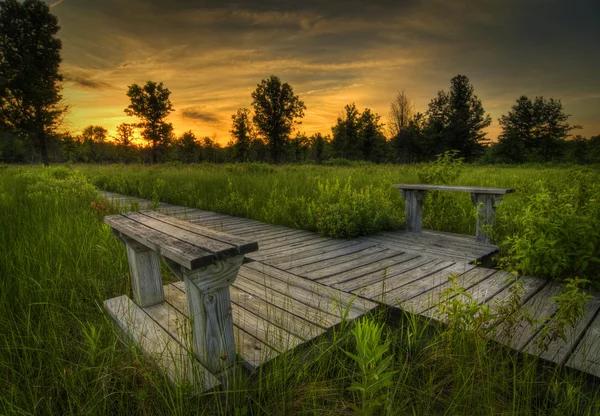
1;163;599;415
82;159;600;284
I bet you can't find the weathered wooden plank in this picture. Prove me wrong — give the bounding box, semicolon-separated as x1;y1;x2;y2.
139;211;259;255
366;234;481;262
393;184;514;194
290;245;389;277
378;231;494;255
125;240;164;307
231;282;329;340
356;259;459;300
182;256;244;374
313;251;418;285
491;282;564;352
263;240;365;267
332;255;437;293
523;296;600;366
374;264;477;306
239;228;309;243
240;263;378;318
162;284;279;370
283;241;379;273
258;234;327;251
107;215;216;269
422;270;517;319
122;214;239;260
251;237;342;261
104;295;220;391
400;189;428;232
169;280;313;353
397;267;498;315
486;275;547;308
566;309;600;378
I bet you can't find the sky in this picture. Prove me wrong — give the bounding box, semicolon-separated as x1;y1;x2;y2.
50;0;600;144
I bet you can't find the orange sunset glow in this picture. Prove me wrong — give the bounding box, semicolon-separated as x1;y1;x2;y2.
52;0;599;144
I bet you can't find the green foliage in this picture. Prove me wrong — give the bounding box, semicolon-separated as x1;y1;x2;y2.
82;163;600;285
0;0;65;165
536;277;593;352
418;151;470;232
344;319;396;415
417;150;464;185
310;179;402;238
251;75;306;164
331;103;388;162
497;170;600;280
230;108;254;162
1;166;599;414
435;274;492;335
495;96;579;163
423;75;491;161
125;81;174;163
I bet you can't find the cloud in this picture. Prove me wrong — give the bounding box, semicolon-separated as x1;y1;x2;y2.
49;0;66;8
64;73;113;90
181;108;221;124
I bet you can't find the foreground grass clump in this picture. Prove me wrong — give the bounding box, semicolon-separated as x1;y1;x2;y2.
80;161;600;283
0;167;221;414
2;166;599;415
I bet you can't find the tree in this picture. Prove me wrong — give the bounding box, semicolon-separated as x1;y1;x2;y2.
173;130;200;163
114;123;135;147
391;112;426;163
251;75;305;164
200;135;221;163
125;81;174;163
359;108;387;162
388;90;415;138
331;103;361;160
310;133;330;164
288;132;310;163
81;125;107;162
0;0;66;166
424;75;491;161
496;96;579;163
230;108;253;162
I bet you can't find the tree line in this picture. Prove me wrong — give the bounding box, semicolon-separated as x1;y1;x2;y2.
1;0;599;165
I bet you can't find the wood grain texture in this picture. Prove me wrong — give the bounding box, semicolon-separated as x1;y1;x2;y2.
183;256;244;374
393;184;514;194
104;295;219;392
397;267;497;315
523;296;600;365
566;308;600;377
491;282;564;352
125;242;164;307
400;189;428;232
471;193;504;244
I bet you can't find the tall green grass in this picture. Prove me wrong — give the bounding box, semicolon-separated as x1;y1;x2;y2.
1;166;599;415
80;162;600;283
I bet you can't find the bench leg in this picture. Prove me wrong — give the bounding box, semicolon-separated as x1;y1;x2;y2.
182;256;244;378
400;189;428;232
125;240;164;308
471;193;504;244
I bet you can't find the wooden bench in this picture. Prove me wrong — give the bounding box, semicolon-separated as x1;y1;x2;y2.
393;184;515;244
104;211;258;378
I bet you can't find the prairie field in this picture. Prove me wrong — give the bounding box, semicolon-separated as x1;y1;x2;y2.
1;163;599;415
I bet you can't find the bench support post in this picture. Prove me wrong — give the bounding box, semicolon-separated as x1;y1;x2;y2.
401;189;428;232
182;256;244;379
471;193;504;244
124;238;164;308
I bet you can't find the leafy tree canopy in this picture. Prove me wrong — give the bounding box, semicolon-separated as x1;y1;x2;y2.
251;75;305;164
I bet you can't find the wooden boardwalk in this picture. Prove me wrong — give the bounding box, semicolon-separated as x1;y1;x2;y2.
101;191;600;382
